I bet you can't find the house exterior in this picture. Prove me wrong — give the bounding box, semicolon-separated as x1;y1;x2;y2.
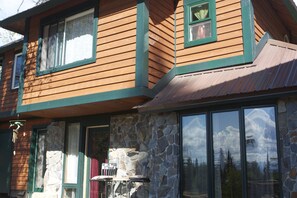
0;0;297;197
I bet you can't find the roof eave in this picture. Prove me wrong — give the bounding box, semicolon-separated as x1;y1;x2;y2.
0;0;69;34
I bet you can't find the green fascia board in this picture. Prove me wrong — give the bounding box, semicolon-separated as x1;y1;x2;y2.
17;87;155;113
135;0;149;87
152;68;176;93
254;32;271;59
284;0;297;23
241;0;255;63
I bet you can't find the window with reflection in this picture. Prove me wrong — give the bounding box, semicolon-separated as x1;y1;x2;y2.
181;106;281;198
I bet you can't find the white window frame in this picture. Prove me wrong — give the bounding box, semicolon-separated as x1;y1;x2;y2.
12;53;22;89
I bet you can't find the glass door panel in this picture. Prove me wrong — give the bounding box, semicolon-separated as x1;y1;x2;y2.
244;107;280;198
212;111;242;198
87;126;109;198
182;114;208;198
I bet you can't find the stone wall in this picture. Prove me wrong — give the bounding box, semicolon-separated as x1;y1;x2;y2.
278;98;297;197
31;122;65;198
110;112;180;198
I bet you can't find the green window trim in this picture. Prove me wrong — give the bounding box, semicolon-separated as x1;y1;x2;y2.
184;0;217;47
36;1;98;76
27;127;48;193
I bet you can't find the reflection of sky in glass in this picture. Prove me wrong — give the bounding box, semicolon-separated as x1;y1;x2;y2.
212;111;241;167
182;114;207;164
245;107;278;170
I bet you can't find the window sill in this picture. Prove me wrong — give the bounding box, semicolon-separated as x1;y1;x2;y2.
184;35;217;48
36;57;96;76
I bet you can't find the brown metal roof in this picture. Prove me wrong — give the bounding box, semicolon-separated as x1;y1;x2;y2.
139;39;297;112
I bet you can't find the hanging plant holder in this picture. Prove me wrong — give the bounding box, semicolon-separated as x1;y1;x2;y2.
9;120;26;143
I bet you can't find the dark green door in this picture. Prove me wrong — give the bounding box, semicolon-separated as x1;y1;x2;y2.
0;130;12;194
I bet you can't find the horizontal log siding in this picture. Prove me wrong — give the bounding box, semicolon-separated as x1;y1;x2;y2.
148;0;175;88
0;50;19;113
0;119;52;191
253;0;289;43
22;0;137;105
176;0;244;67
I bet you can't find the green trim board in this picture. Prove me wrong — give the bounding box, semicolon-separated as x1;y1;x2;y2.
254;32;271;59
241;0;255;63
135;0;149;87
35;1;98;76
17;17;30;109
183;0;217;47
17;87;154;113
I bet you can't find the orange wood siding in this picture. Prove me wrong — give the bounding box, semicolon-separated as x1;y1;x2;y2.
22;0;137;105
0;50;20;113
253;0;289;43
0;119;51;191
176;0;244;67
148;0;175;88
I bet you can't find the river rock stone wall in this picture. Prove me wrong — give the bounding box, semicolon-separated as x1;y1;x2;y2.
278;98;297;197
109;112;180;198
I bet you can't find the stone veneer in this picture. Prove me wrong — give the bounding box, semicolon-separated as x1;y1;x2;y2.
278;98;297;197
109;112;180;198
31;122;65;198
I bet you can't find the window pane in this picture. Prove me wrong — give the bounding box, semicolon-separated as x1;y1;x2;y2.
64;11;93;64
47;24;58;68
0;59;2;81
191;3;209;22
63;188;76;198
35;130;47;190
190;21;211;41
182;115;208;198
64;123;80;184
212;111;242;197
245;107;280;198
13;54;22;89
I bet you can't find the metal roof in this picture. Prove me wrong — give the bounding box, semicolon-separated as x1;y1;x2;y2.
139;39;297;112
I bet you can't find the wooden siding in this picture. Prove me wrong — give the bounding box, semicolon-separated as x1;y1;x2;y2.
0;119;51;191
22;0;137;105
0;49;20;113
176;0;244;67
253;0;289;43
148;0;175;89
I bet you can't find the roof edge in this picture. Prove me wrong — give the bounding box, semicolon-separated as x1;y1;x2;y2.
0;38;23;54
0;0;69;33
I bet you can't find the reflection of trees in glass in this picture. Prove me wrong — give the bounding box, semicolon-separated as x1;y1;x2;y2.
182;158;208;197
217;150;242;198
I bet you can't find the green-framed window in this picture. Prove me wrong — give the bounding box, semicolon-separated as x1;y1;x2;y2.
184;0;217;47
181;106;282;197
12;53;22;89
37;2;98;76
28;128;48;192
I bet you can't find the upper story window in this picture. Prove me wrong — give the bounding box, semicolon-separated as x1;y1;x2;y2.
184;0;217;47
12;53;22;89
39;8;95;74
